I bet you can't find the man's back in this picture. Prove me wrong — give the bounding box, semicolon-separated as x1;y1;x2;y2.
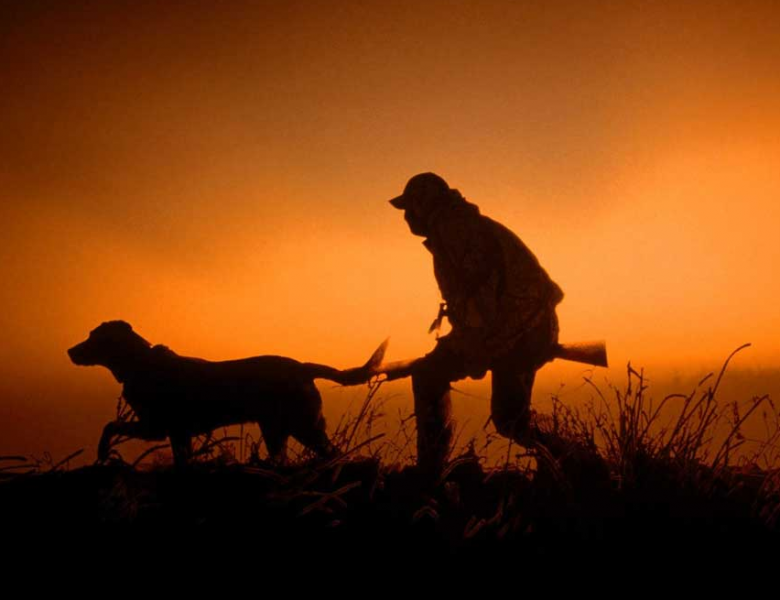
423;198;563;357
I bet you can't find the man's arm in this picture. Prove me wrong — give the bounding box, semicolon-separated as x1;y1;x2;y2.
432;216;503;330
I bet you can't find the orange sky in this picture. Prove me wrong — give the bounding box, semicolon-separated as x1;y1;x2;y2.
2;0;779;459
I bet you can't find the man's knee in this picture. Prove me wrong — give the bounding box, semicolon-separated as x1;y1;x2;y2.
411;360;448;394
410;346;464;399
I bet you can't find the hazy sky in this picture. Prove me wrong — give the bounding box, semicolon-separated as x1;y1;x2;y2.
2;0;779;457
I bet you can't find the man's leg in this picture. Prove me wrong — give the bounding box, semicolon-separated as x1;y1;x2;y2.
490;307;559;444
490;365;536;445
410;344;465;475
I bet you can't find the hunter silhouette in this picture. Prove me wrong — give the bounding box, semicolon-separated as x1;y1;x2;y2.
389;173;564;474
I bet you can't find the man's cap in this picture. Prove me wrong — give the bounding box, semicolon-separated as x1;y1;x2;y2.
389;172;450;210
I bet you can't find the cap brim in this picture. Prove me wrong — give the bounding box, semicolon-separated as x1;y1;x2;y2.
389;194;408;209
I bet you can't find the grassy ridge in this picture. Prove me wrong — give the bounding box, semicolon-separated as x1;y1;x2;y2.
1;349;778;562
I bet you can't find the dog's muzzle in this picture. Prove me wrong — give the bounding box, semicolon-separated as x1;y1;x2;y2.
68;343;91;366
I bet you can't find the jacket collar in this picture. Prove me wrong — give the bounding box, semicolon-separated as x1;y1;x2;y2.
420;200;481;253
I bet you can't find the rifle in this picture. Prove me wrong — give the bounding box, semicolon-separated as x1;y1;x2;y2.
375;340;608;381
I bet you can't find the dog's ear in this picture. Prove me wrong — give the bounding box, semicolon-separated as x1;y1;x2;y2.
90;320;135;340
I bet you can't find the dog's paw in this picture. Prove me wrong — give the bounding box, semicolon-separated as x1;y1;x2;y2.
96;441;111;463
97;426;116;463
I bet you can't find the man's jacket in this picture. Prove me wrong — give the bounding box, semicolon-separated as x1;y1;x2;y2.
423;197;564;363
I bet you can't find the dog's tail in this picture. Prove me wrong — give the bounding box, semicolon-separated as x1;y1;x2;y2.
303;339;389;385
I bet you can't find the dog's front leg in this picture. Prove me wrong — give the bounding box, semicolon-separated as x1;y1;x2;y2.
97;420;165;462
169;433;192;467
97;421;120;462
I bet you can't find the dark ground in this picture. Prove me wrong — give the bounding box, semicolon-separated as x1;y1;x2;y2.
2;448;777;568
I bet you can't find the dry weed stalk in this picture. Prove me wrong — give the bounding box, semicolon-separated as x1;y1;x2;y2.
547;344;779;495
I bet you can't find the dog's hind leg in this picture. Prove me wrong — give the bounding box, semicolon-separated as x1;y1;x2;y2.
288;384;339;459
292;415;339;460
298;430;339;460
261;424;289;466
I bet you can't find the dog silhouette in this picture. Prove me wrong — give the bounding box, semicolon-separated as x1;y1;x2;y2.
68;321;387;465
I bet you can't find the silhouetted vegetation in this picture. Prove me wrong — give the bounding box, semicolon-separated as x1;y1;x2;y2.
2;349;778;563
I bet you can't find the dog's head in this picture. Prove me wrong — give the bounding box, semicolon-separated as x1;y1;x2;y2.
68;321;152;373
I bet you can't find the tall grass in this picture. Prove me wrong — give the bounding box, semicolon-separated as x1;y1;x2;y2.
523;344;780;532
543;346;778;472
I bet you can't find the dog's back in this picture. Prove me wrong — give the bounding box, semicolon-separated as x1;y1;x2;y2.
137;346;324;432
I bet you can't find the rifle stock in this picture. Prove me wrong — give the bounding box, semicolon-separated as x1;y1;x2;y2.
553;341;608;368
